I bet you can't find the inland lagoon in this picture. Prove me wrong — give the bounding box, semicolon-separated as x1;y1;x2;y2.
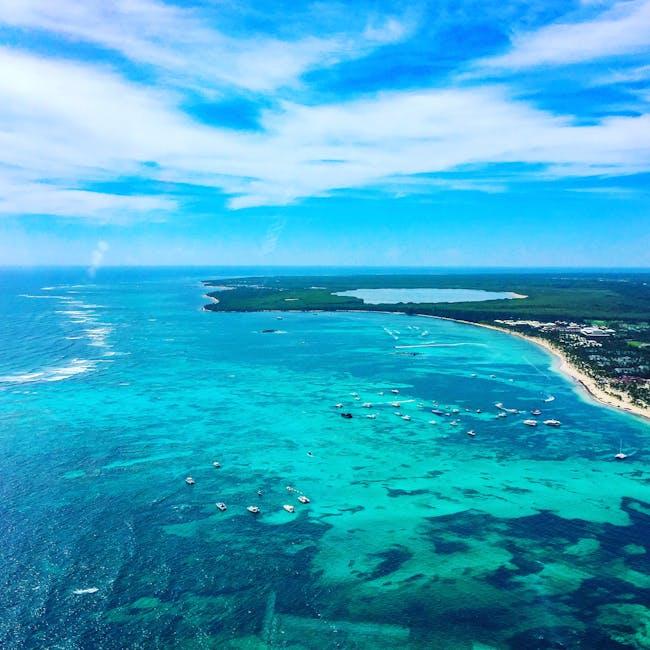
1;269;648;649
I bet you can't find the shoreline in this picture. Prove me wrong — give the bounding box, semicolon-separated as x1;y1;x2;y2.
425;315;650;423
201;300;650;422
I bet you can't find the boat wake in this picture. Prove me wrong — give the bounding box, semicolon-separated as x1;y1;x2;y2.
395;342;487;349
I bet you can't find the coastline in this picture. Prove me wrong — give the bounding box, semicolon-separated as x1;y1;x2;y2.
429;315;650;423
201;296;650;422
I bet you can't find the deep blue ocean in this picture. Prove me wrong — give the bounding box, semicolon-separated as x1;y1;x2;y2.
1;267;648;649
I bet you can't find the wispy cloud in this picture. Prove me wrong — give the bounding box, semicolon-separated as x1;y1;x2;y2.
475;0;650;70
88;239;109;276
0;0;409;93
0;0;648;220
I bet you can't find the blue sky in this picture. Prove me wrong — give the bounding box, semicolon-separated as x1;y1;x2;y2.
0;0;649;267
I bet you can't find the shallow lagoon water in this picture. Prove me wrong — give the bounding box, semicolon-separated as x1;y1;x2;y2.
333;288;525;304
1;269;648;649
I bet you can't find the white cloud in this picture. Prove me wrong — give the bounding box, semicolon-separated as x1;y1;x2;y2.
476;0;650;70
0;0;409;93
0;42;649;217
88;239;109;276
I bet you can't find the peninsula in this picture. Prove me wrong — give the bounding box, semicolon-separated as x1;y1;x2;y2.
204;272;650;420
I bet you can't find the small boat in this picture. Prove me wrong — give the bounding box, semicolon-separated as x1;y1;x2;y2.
391;389;400;394
452;409;460;414
390;402;401;408
467;430;476;437
401;415;411;421
531;409;541;416
257;489;264;496
341;412;353;419
286;486;296;492
307;451;314;457
247;505;261;514
335;403;343;408
523;419;538;427
283;504;295;513
544;395;555;403
543;419;561;427
185;476;195;485
497;412;507;419
298;495;310;504
216;502;227;511
490;374;496;379
351;392;359;397
615;441;628;460
212;461;221;468
428;420;438;425
431;409;444;416
476;409;482;414
362;402;372;408
450;419;459;426
366;414;377;419
470;373;477;378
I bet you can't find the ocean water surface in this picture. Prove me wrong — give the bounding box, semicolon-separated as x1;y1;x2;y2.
1;268;648;649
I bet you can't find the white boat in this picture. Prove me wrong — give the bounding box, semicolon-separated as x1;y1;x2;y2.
452;409;460;414
283;504;296;513
286;485;297;492
212;461;221;468
497;412;507;419
615;441;628;460
401;415;411;421
544;395;555;402
298;495;310;504
531;409;542;416
351;392;359;397
185;476;195;485
362;402;372;408
523;419;538;427
366;414;377;419
391;402;401;408
543;419;561;427
476;409;482;413
216;502;227;511
73;587;99;595
335;403;343;408
307;451;314;457
467;430;476;437
428;420;438;425
391;389;400;394
247;505;261;514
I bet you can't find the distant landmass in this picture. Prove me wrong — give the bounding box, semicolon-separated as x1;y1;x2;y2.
204;272;650;419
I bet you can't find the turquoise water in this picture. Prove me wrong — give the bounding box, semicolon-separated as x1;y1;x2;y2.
1;268;648;649
333;288;524;304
